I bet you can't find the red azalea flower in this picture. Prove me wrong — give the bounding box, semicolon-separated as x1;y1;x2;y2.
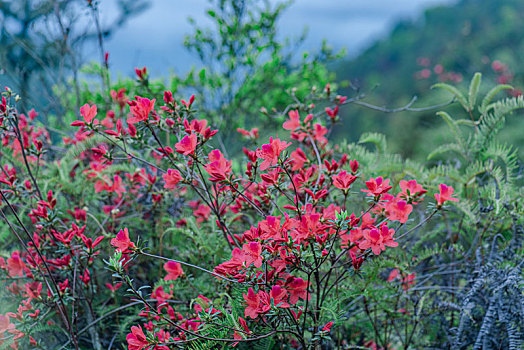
332;171;357;192
290;147;308;171
360;224;397;255
399;179;427;203
322;321;334;332
379;224;398;249
385;199;413;223
7;251;25;278
242;242;263;268
163;169;182;189
71;103;98;126
283;110;301;131
350;250;363;271
388;268;400;282
0;314;15;335
237;127;259;139
204;149;232;182
163;261;184;281
126;325;149;350
401;273;416;291
80;234;104;252
256;137;291;171
286;277;310;305
105;283;123;292
110;227;136;253
434;183;459;207
175;133;198;155
359;227;384;255
361;176;393;197
270;285;290;308
128;96;155;124
243;288;260;319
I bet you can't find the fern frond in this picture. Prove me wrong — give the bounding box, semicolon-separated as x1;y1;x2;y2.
427;143;463;160
475;95;524;148
358;132;387;155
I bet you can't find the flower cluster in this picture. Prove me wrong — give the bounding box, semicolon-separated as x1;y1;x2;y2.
0;82;459;349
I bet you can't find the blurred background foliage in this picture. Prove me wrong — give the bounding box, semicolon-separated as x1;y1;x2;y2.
0;0;148;114
2;0;523;162
335;0;524;160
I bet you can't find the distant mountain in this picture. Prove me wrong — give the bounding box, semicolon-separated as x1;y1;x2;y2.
335;0;524;160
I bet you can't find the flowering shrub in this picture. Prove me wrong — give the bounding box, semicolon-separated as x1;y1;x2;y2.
0;72;521;349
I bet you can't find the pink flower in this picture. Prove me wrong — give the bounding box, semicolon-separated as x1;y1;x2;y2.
204;149;232;182
385;200;413;223
358;227;383;255
332;171;357;192
242;242;263;268
128;96;155;124
7;251;25;277
434;183;459;207
163;169;182;189
286;277;310;305
71;104;98;126
290;148;308;171
361;176;392;197
163;261;184;281
243;288;261;319
270;285;290;308
399;180;427;203
283;110;301;131
359;224;397;255
322;321;334;332
110;228;135;253
175;133;198;155
256;137;291;171
126;325;149;350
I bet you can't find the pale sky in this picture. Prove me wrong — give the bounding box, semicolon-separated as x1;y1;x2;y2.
93;0;457;77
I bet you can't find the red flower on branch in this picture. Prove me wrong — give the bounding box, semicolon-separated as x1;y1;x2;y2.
163;261;184;281
175;133;198;156
242;242;263;268
127;96;155;124
71;104;98;126
110;228;136;253
283;110;301;131
362;176;393;197
126;325;149;350
163;169;182;189
256;137;291;171
332;171;357;192
385;199;413;223
434;183;459;207
204;149;232;182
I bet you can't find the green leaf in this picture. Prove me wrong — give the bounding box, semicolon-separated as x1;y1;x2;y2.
468;72;482;111
358;132;387;155
436;111;464;148
199;68;206;81
455;119;477;127
432;83;468;110
479;84;513;113
427;143;463;160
